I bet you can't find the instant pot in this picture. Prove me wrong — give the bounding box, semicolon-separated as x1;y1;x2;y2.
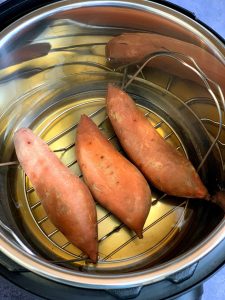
0;0;225;299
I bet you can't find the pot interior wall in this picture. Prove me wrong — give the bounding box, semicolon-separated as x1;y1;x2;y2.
0;0;225;277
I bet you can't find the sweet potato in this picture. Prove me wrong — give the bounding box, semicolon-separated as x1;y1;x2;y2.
106;84;209;199
14;128;98;262
76;115;151;238
106;33;225;94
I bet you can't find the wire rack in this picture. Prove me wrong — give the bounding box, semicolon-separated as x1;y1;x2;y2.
23;99;189;265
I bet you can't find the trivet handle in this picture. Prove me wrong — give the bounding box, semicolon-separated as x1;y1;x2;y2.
0;220;34;256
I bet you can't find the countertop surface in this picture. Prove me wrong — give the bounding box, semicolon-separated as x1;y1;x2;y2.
0;0;225;299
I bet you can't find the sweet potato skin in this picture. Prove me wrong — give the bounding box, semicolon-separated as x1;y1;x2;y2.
106;85;209;199
76;115;151;238
14;128;98;262
106;33;225;95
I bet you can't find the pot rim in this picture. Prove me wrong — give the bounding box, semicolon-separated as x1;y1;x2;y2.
1;219;225;289
0;0;225;289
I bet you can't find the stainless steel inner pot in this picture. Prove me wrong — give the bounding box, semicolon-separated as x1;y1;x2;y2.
0;0;225;289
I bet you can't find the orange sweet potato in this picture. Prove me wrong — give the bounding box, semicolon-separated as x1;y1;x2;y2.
14;128;98;262
106;84;209;199
76;115;151;238
106;33;225;95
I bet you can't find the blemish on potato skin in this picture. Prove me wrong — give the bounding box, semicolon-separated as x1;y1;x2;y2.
92;184;101;192
60;205;70;215
81;163;86;168
111;111;122;123
100;155;104;159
